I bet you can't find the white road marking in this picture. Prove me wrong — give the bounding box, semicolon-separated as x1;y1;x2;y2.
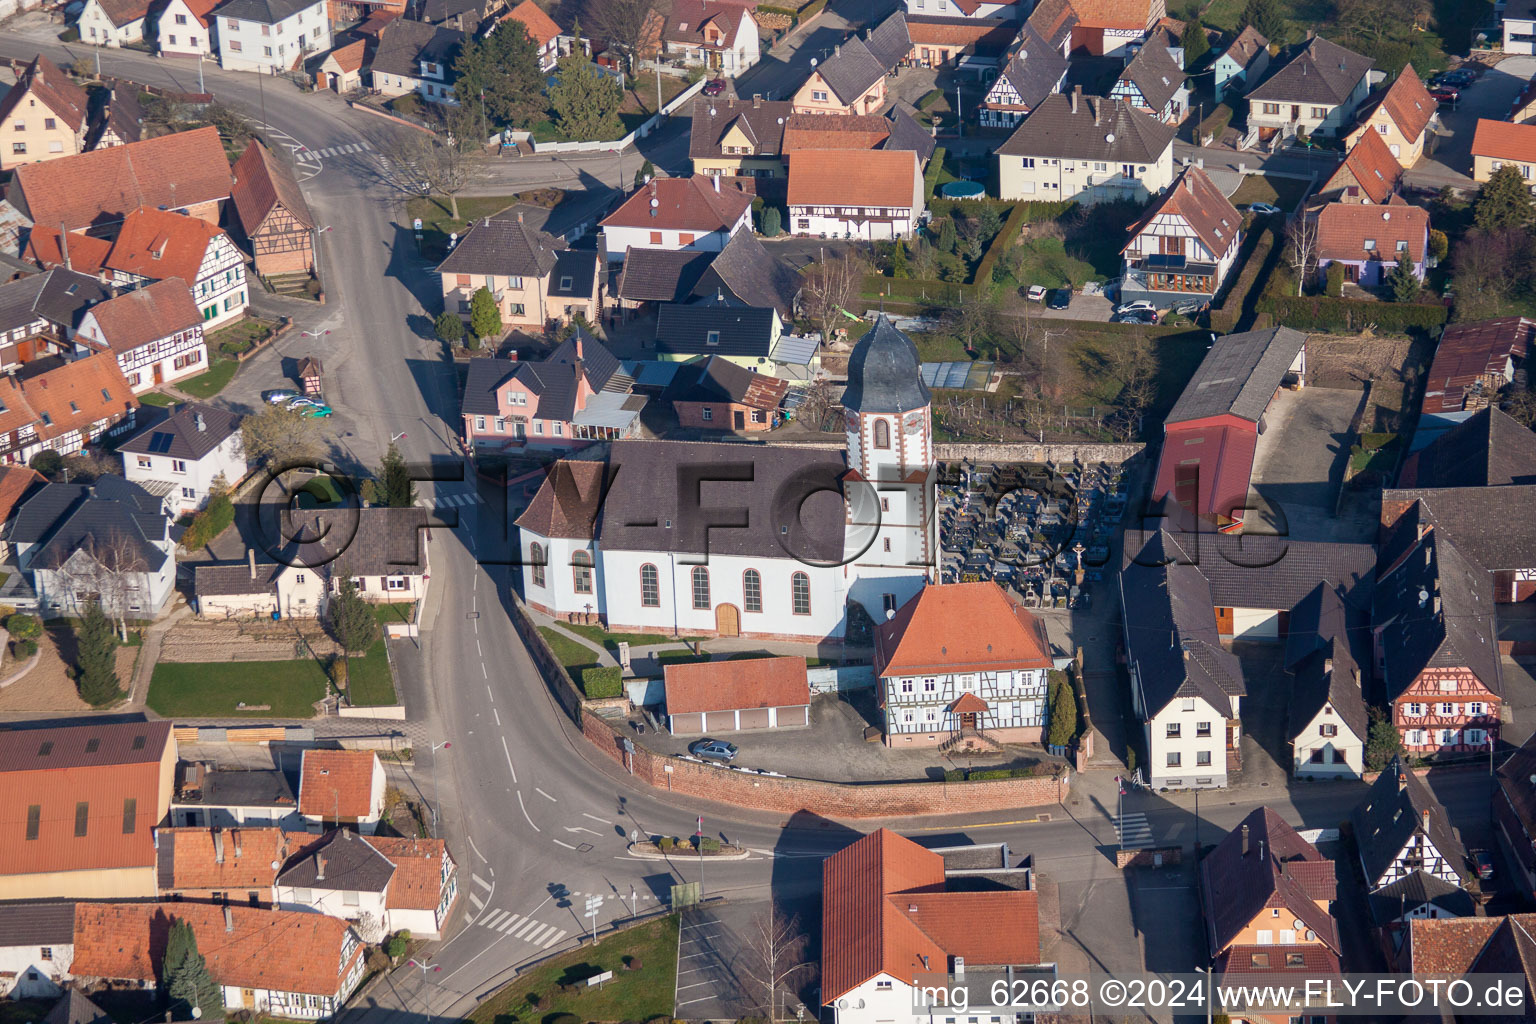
493;707;501;726
501;735;518;784
535;787;556;802
563;825;600;835
517;790;540;831
552;838;576;849
498;915;525;933
676;997;713;1007
514;919;542;940
480;909;508;929
676;982;711;992
468;834;489;864
526;923;556;945
581;812;610;824
542;928;568;948
473;873;492;891
483;665;489;679
468;892;485;911
679;951;712;959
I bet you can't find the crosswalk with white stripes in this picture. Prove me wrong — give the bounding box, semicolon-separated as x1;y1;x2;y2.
416;491;485;510
475;907;570;949
1116;811;1153;849
308;141;375;159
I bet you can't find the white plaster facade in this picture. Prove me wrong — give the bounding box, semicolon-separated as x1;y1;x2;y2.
217;0;331;74
1249;73;1373;139
78;0;145;46
1122;203;1241;302
599;209;750;262
219;929;364;1021
997;145;1175;203
122;429;247;516
277;881;389;925
23;536;177;620
664;6;761;78
1292;702;1364;779
0;942;72;999
881;667;1049;744
159;0;216;56
1140;694;1236;790
75;316;208;395
1363;829;1460;891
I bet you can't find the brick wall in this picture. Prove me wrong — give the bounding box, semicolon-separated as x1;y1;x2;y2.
935;442;1146;466
580;711;1069;818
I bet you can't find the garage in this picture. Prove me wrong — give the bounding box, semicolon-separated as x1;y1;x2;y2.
665;656;813;736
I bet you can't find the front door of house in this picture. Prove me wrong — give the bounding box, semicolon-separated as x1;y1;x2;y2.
153;363;163;385
241;990;256;1009
733;410;745;429
1291;105;1300;122
960;712;977;729
715;603;740;637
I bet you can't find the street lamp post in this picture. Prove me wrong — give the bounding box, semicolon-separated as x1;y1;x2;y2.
429;740;451;837
406;959;442;1024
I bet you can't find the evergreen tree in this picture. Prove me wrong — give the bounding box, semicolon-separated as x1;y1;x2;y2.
1239;0;1285;42
163;920;223;1021
936;215;957;254
468;285;502;342
1388;256;1421;302
1473;164;1536;231
1365;708;1404;772
890;240;910;279
74;602;121;707
635;158;655;191
453;24;545;129
1427;228;1449;264
434;310;464;345
1182;18;1210;64
761;206;782;237
378;442;415;508
1046;676;1079;748
327;575;380;659
549;53;624;141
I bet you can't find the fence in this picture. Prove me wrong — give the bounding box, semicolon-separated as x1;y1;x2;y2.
528;78;706;154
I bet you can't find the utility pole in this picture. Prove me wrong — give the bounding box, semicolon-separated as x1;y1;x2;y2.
429;740;451;837
258;70;267;127
198;55;205;95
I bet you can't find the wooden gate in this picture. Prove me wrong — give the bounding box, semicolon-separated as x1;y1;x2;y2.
715;603;740;637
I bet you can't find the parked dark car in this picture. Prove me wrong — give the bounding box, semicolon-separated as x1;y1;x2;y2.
1114;308;1158;325
1047;288;1072;310
1437;68;1476;87
688;738;739;762
1473;848;1495;880
702;79;726;97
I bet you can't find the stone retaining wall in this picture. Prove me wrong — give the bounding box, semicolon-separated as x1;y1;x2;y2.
935;442;1146;465
1115;845;1182;869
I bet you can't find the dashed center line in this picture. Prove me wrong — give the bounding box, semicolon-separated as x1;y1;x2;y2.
517;790;541;831
493;707;501;726
500;735;518;784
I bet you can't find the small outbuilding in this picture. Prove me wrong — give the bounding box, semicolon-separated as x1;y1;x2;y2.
298;355;324;394
665;655;811;735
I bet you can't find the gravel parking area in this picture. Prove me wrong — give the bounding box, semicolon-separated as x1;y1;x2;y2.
0;633;138;714
1246;386;1372;543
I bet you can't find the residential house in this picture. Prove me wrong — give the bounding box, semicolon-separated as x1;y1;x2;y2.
78;0;150;47
0;720;175;901
70;901;365;1020
99;207;247;328
1149;326;1307;530
781;112;891;153
662;0;760;78
997;89;1176;203
1506;0;1536;55
418;0;494;31
544;249;601;326
275;827;392;924
216;0;333;74
1119;165;1241;307
154;826;290;904
1110;40;1188;124
86;83;145;150
821;829;1043;1024
436;210;561;330
298;750;386;833
688;96;794;179
1120;533;1246;789
461;329;640;448
903;0;1026;17
614;248;713;316
904;15;1017;71
691;229;803;324
1200;808;1341;985
791;11;909;115
7;126;232;232
1493;734;1536;901
1369;871;1475;931
874;581;1053;749
1472;117;1536;183
979;40;1069;128
663;354;788;431
117;403;246;515
0;267;110;366
363;835;459;940
0;904;76;998
11;474;178;620
1353;756;1470;896
368;18;463;105
23;226;112;277
1415;317;1535;443
1212;24;1269;102
1399;406;1536;489
599;175;752;263
787;147;923;240
503;0;560;70
1404;914;1536;989
1069;0;1164;56
1285;582;1368;779
664;655;810;734
1379;484;1536;604
1247;36;1375;140
1320;127;1403;204
0;56;89;171
75;277;209;393
230;138;317;278
0;464;44;559
1315;197;1428;289
1345;64;1435;167
1512;76;1536;125
168;761;300;828
158;0;220;56
0;351;140;466
315;39;366;92
654;294;780;365
193;553;325;619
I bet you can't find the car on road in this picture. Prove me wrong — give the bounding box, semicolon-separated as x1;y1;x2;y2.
263;389;300;404
1473;849;1495;880
1026;284;1047;302
689;738;739;762
702;79;726;97
1115;300;1158;316
1046;288;1072;310
1430;85;1460;104
1246;202;1282;215
287;397;334;418
1435;69;1476;88
1114;308;1159;325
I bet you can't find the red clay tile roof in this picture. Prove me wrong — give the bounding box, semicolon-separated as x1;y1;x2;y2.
157;827;292;891
1316;197;1428;264
367;836;452;911
788;149;919;210
105;207;225;286
10;126;231;232
0;56;89;133
1376;64;1435;142
947;693;988;714
1473;117;1536;165
906;16;1017;49
874;582;1053;677
504;0;560;45
0;350;138;448
0;465;44;524
664;0;755;46
24;226;112;275
1071;0;1156;30
175;0;221;27
1124;165;1240;259
512;460;607;539
325;39;368;73
664;656;810;715
230;138;315;236
1217;943;1341;974
1408;914;1536;973
782;113;889;152
601;175;753;232
822;829;1039;1002
72;901;362;996
0;720;171;878
82;278;202;353
1324;127;1402;204
299;749;381;820
1200;806;1338;959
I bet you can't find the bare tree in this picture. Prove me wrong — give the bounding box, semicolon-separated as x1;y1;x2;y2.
580;0;662;89
242;403;321;470
804;252;871;345
378;132;472;219
1285;213;1319;296
945;290;997;356
795;376;840;433
1107;329;1156;441
54;530;151;641
738;904;812;1021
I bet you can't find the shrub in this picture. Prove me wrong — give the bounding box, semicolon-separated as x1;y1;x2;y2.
923;146;947;201
180;491;235;551
6;614;41;644
20;639;37;657
1256;295;1448;333
658;836;676;850
1325;262;1345;298
762;206;782;237
581;665;622;698
435;310;465;345
547;1011;579;1024
700;837;722;853
29;450;63;478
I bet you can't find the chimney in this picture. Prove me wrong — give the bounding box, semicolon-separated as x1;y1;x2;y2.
1433;595;1442;615
248;547;257;580
1241;824;1249;856
835;44;841;58
59;224;71;271
516;211;523;224
1324;657;1333;674
1071;84;1081;114
214;829;224;864
195;412;205;432
223;904;234;933
1398;768;1408;791
316;854;326;881
753;93;761;108
714;175;721;193
1422;808;1431;834
233;829;242;859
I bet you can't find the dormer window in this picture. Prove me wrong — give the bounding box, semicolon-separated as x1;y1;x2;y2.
706;330;721;346
560;276;573;289
1363;238;1376;250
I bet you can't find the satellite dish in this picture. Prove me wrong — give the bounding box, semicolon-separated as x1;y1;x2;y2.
836;1000;848;1010
1383;211;1391;220
271;860;280;870
1293;918;1305;930
1105;132;1116;142
810;57;818;67
650;198;660;208
708;107;716;116
777;117;784;124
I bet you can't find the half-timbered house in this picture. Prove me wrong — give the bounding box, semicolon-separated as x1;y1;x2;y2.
230;139;317;279
1352;757;1469;892
787;148;924;240
75;278;208;394
1119;165;1240;307
100;207;247;329
979;32;1070;127
875;581;1053;750
1110;41;1188;124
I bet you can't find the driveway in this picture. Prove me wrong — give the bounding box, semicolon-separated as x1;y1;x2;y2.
1038;292;1114;322
1409;56;1536;187
1245;386;1373;542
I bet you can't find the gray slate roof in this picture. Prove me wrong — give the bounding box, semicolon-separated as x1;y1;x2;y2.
213;0;322;24
1249;35;1374;106
1380;484;1536;573
1285;582;1369;745
462;328;625;421
617;247;713;304
0;267;109;335
690;230;801;319
117;402;241;461
549;249;598;299
863;9;911;72
10;475;169;573
688;98;793;161
0;900;76;944
883;105;938;163
817;36;887;105
1119;41;1185;111
1351;756;1469;889
1166;326;1307;425
842;315;929;415
436;207;559;277
279;827;396;892
193;767;297;808
1367;868;1475;925
195;559;284;597
1120;530;1246;718
996;91;1176;164
1145;530;1377;613
655;295;777;358
996;45;1070;111
1399;407;1536;488
42;993;110;1024
278;506;428;578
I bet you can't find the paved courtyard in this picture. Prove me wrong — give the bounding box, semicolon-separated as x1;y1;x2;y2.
1246;386;1373;542
1409;56;1536;187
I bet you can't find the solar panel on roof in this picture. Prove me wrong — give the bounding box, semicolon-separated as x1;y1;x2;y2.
149;432;175;453
1146;253;1187;270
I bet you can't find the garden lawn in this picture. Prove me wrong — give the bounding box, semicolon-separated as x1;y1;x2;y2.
147;660;328;718
374;602;416;627
469;915;679;1024
178;358;240;399
208;317;277;357
408;195;522;256
138;392;177;407
346;638;395;706
559;622;672;650
1230;175;1314;213
537;626;600;673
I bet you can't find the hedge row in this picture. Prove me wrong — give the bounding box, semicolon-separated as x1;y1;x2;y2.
923;146;948;201
943;766;1048;782
758;3;798;16
973;200;1077;287
580;665;623;699
1255;295;1449;333
1209;219;1278;333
